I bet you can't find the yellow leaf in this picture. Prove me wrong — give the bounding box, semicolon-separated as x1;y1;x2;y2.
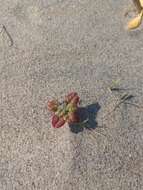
139;0;143;7
127;11;143;29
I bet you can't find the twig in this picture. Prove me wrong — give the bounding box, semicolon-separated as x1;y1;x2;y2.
87;128;110;142
120;94;134;101
124;102;143;109
110;87;136;91
0;25;13;47
101;100;122;121
102;94;134;121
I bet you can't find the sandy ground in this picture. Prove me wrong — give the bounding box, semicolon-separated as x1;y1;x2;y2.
0;0;143;189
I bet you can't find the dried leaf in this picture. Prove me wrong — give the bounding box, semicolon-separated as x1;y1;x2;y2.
127;11;143;29
139;0;143;7
133;0;142;12
112;79;120;87
110;79;120;91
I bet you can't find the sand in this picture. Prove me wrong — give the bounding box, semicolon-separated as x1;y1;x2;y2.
0;0;143;189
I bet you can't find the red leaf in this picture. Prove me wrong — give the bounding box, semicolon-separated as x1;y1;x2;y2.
48;100;59;112
65;92;78;103
70;96;80;105
67;112;80;124
52;115;59;128
54;117;66;128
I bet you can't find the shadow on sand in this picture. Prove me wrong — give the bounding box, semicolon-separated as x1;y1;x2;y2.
69;103;101;134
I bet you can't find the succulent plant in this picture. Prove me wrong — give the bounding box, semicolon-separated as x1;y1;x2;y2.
48;92;80;128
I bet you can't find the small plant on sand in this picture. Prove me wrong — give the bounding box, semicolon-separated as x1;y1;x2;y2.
48;92;80;128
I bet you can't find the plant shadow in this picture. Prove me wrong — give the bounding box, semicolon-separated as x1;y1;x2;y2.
69;103;101;134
